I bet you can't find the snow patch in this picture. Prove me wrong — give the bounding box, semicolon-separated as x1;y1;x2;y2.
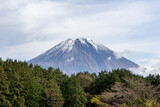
79;38;87;44
86;38;98;50
58;38;111;52
84;38;110;51
60;39;75;52
108;57;111;60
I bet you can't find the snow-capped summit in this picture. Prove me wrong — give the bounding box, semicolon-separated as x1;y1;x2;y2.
28;38;138;74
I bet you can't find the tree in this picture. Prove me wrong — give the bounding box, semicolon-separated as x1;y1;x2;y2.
11;71;25;107
22;70;43;106
146;74;160;86
43;80;64;107
0;58;4;71
63;75;87;107
77;74;94;92
0;70;11;106
91;69;135;94
99;77;160;107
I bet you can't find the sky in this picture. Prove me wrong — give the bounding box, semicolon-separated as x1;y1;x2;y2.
0;0;160;76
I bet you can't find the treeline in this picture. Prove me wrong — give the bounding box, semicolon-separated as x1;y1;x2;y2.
0;58;160;107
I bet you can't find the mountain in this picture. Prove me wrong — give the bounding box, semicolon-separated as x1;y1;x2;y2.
28;38;138;74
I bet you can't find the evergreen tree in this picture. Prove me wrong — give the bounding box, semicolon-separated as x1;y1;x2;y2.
146;74;160;86
22;70;43;106
63;75;87;107
0;69;11;106
11;71;25;107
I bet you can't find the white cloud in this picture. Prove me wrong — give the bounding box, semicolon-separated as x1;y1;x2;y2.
18;1;70;35
114;50;133;59
0;0;160;73
114;52;122;59
130;60;160;77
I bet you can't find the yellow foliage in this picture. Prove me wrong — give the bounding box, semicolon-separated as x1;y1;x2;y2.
121;103;129;107
90;95;114;107
144;99;160;107
90;95;103;104
146;100;152;106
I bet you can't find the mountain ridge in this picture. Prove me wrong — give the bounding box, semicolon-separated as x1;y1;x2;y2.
28;38;138;74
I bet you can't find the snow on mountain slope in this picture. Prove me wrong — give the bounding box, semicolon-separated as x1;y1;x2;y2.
28;38;138;74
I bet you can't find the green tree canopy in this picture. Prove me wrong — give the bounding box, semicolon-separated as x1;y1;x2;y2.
63;75;87;107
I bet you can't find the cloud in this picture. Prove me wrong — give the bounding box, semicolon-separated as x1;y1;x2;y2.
1;0;159;41
130;60;160;77
0;40;57;61
114;50;134;59
114;52;122;59
0;0;160;70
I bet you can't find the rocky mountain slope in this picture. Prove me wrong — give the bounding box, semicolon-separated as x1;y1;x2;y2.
28;38;138;74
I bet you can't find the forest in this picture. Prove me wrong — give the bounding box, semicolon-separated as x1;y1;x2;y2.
0;58;160;107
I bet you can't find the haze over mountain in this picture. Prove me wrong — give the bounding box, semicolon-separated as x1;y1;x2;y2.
28;38;138;74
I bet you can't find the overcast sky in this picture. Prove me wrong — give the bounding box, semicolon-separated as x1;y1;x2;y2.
0;0;160;75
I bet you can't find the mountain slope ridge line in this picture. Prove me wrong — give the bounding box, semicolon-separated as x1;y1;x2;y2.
28;37;138;74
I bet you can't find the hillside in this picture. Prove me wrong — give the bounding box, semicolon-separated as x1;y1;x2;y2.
0;58;160;107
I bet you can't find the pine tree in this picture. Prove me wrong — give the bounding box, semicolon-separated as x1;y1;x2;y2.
63;75;87;107
0;62;12;106
22;70;43;106
11;71;25;107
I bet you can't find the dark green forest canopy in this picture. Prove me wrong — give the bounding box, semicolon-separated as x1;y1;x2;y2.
0;58;160;107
